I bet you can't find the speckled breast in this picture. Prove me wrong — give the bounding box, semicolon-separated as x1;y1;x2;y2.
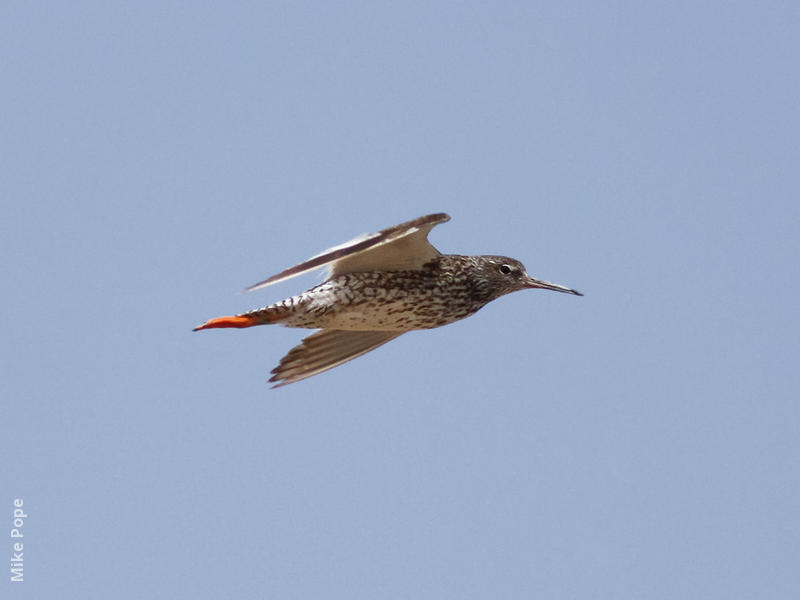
283;270;484;331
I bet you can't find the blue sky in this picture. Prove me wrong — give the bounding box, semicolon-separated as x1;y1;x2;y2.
3;2;799;598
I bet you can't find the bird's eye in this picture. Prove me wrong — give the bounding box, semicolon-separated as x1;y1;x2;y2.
499;264;512;275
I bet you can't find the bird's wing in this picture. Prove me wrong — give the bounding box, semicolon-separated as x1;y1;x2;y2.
269;330;404;387
244;213;450;293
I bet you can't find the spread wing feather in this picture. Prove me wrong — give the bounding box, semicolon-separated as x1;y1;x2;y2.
269;330;404;387
245;213;450;293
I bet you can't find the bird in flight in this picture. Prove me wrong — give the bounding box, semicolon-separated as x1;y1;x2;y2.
194;213;582;387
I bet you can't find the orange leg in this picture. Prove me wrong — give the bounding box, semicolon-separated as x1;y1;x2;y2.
193;315;259;331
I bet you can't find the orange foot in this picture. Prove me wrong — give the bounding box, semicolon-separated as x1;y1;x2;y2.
193;315;258;331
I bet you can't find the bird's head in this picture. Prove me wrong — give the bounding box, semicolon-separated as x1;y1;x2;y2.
477;256;583;299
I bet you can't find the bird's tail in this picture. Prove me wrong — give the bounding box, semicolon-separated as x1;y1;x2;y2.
193;305;290;331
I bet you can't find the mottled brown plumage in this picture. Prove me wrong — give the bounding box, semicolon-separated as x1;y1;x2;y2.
194;213;582;387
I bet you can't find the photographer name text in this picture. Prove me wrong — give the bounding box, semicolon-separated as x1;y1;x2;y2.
10;498;26;583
